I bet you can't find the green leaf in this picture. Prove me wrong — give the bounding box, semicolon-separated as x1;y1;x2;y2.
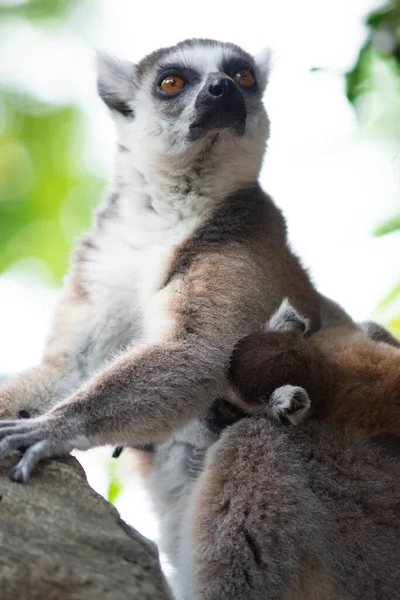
387;315;400;338
106;456;124;505
0;0;81;21
365;5;394;30
375;282;400;311
346;1;400;106
107;476;123;505
346;43;374;104
374;215;400;236
0;88;105;281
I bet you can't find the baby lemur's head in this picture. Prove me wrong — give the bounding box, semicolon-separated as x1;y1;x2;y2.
229;299;400;437
97;39;270;194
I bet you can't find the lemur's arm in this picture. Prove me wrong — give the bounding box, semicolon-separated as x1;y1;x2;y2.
0;250;263;482
0;288;95;420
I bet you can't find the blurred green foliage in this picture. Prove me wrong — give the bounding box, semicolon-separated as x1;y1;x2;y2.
0;0;104;283
106;457;123;505
0;0;81;21
375;283;400;337
346;0;400;336
374;214;400;236
346;2;400;106
0;90;102;280
345;0;400;150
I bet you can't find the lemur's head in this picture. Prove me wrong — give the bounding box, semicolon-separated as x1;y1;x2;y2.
97;39;270;191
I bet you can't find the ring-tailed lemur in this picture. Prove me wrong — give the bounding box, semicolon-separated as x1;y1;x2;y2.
142;301;400;599
0;38;339;481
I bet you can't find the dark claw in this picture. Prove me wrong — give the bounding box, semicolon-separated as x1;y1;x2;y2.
112;446;124;459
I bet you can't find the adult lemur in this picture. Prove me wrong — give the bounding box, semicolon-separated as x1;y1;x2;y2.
0;38;334;478
0;37;396;600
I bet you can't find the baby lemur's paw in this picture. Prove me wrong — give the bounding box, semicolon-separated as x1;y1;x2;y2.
269;384;311;425
268;298;310;335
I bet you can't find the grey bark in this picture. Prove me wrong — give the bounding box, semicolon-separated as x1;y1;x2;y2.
0;452;173;600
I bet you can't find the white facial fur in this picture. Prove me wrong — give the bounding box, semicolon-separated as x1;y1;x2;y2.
97;40;271;207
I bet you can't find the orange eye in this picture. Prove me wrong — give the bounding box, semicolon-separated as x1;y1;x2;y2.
233;70;255;87
160;76;185;94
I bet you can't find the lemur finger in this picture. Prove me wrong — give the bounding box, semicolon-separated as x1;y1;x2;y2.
0;432;44;459
9;439;73;483
0;423;33;440
0;419;22;429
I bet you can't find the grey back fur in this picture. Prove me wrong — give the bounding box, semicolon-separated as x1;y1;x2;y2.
153;417;399;600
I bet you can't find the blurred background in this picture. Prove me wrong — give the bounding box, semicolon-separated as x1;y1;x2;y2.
0;0;399;559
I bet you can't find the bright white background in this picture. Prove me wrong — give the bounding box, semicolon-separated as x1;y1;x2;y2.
0;0;399;547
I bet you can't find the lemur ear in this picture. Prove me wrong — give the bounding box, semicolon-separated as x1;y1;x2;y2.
254;47;272;91
268;298;310;335
96;53;137;117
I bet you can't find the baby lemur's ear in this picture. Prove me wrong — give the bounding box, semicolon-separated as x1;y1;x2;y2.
96;53;137;117
253;47;272;91
268;298;310;334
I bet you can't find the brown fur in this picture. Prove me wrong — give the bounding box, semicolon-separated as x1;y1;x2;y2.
0;186;322;437
230;323;400;436
192;418;400;600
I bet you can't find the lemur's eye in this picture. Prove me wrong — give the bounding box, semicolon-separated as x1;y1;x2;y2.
233;70;255;87
160;75;185;94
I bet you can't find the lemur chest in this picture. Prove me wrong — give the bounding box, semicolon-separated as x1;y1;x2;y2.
85;209;200;337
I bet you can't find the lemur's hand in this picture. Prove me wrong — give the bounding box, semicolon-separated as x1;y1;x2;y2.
268;385;311;426
0;414;86;483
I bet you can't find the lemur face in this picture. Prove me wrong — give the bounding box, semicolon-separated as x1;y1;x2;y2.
97;39;270;171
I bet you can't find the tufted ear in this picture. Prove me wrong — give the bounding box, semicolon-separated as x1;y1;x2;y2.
254;46;272;91
96;53;137;117
268;298;310;335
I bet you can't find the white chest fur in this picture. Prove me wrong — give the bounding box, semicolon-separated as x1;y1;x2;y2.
84;190;202;349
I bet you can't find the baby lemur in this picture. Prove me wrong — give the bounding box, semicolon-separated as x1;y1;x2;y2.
143;302;400;599
229;298;400;436
0;38;337;480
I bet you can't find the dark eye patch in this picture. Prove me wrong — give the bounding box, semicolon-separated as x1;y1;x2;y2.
155;65;201;99
221;56;258;91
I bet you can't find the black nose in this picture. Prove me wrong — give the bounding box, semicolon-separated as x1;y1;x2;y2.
189;73;246;141
208;77;235;99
